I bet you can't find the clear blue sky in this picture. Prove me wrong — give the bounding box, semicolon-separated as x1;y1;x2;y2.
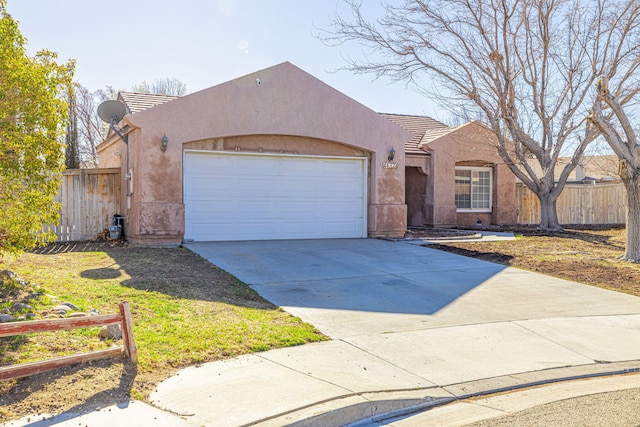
7;0;440;118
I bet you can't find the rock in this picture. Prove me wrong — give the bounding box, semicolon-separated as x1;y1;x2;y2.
52;305;71;313
0;314;15;323
26;313;36;320
1;308;9;315
98;324;122;340
0;270;27;287
62;302;81;311
67;312;87;318
17;316;25;321
88;308;101;316
10;303;33;313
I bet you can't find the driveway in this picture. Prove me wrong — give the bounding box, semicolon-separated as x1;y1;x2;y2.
186;238;640;339
147;238;640;426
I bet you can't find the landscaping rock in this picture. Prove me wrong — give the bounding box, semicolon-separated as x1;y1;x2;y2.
62;302;81;311
26;313;36;320
88;308;101;316
52;305;71;313
1;308;9;315
67;312;87;318
0;314;15;323
10;303;33;313
98;324;122;340
0;270;27;287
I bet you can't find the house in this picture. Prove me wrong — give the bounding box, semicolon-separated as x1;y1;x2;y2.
98;62;412;245
382;114;517;228
525;154;620;183
97;62;517;245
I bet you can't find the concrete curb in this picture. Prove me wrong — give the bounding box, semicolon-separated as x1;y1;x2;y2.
252;361;640;427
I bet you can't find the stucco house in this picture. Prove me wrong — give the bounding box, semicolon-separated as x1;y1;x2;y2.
382;114;517;228
97;62;516;245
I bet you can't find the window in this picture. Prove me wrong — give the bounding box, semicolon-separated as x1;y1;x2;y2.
455;167;492;211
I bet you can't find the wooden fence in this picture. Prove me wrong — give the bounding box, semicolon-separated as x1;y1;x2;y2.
52;168;120;241
0;302;137;381
517;181;626;225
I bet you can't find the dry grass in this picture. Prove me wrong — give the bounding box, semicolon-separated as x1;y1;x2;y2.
0;241;325;422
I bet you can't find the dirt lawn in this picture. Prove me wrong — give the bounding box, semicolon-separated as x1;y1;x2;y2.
428;226;640;297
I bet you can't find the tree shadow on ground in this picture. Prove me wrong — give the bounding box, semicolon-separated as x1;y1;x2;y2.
31;241;274;309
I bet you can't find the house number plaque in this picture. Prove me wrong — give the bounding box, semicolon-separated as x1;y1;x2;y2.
382;162;398;169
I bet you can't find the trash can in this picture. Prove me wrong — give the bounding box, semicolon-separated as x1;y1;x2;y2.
109;214;124;240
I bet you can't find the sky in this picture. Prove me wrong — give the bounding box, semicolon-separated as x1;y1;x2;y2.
6;0;441;119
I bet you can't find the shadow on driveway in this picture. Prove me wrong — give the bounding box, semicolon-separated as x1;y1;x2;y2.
186;238;506;316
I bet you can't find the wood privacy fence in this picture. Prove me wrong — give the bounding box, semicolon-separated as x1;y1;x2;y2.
52;168;120;241
517;181;626;225
0;302;137;381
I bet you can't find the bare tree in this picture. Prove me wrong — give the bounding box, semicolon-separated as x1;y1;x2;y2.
325;0;640;230
589;77;640;261
71;83;116;168
132;77;188;96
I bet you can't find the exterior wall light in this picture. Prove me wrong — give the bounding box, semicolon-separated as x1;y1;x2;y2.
161;134;168;152
388;147;396;161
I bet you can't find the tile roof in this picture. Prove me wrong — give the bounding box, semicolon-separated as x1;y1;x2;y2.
118;92;180;114
380;113;453;155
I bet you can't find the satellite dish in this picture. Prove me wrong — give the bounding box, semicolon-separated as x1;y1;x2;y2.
98;100;127;124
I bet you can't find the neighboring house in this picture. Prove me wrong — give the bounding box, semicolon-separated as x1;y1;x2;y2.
382;114;517;228
97;62;517;245
98;62;411;245
525;155;620;183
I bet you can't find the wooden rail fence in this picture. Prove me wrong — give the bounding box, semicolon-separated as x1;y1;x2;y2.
52;168;121;242
0;302;137;381
517;181;626;225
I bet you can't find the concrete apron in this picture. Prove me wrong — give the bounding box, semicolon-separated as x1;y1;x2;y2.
149;239;640;427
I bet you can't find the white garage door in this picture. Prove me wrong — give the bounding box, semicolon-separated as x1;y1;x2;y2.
183;151;367;241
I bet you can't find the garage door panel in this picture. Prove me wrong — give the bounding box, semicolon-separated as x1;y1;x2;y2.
184;152;366;241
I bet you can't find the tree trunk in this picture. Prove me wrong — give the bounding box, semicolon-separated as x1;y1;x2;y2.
538;192;562;231
623;175;640;262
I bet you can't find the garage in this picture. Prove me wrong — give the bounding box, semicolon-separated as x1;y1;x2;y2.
183;151;367;241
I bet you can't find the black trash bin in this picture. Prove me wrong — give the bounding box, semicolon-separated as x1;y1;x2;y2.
109;214;124;240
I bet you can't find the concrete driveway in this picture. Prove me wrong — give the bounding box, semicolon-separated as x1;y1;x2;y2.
186;238;640;339
147;238;640;427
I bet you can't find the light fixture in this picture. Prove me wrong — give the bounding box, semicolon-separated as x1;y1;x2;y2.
161;134;168;152
388;147;396;161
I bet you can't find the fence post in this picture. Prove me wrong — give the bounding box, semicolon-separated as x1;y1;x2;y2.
119;301;138;364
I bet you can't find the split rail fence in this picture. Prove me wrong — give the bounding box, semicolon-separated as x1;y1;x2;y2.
52;168;120;241
516;181;626;225
0;302;137;381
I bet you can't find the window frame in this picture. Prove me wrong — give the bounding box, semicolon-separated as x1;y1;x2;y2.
454;166;493;213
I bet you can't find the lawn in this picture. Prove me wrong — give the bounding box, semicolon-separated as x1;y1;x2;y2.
0;241;325;421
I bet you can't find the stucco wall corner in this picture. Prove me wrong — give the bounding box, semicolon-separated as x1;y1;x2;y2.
368;204;407;238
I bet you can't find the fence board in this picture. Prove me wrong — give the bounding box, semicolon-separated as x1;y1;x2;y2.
0;349;123;381
517;182;626;225
52;168;120;241
0;302;137;381
0;314;121;338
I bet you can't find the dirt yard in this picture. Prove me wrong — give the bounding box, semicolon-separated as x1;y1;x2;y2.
427;226;640;297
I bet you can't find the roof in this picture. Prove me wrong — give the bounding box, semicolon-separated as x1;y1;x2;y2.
118;92;180;114
380;113;454;155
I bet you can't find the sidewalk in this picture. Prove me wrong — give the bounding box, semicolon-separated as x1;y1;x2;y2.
4;239;640;426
